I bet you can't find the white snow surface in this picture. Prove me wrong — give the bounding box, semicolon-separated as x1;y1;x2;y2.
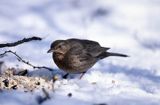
0;0;160;105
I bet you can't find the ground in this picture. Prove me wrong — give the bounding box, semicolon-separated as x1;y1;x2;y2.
0;0;160;105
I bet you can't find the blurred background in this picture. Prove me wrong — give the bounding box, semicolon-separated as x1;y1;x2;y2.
0;0;160;76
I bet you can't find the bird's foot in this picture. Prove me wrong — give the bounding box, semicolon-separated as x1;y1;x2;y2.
79;72;86;79
62;73;69;79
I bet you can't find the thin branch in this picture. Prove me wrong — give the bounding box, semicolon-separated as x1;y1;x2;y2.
0;50;53;71
0;36;42;48
93;103;108;105
37;88;51;104
42;88;50;99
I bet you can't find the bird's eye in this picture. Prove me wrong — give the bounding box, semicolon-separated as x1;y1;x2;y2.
58;45;62;48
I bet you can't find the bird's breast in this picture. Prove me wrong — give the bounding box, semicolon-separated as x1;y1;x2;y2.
52;53;96;74
53;53;66;69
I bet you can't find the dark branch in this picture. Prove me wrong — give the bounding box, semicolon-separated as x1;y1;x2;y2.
93;103;108;105
42;88;50;99
37;88;51;104
0;36;42;48
0;50;53;71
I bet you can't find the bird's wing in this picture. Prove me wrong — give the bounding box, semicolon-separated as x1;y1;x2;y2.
67;38;101;47
64;47;95;72
65;45;96;62
80;40;110;57
85;45;110;57
67;38;110;57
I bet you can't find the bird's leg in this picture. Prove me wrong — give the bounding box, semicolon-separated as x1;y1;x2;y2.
62;73;69;79
79;71;86;79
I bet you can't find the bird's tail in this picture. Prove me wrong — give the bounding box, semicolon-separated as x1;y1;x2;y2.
98;52;128;59
107;52;128;57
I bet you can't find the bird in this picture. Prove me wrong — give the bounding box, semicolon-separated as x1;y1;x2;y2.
47;38;128;78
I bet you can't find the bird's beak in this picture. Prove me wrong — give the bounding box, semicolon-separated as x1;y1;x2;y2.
47;49;54;53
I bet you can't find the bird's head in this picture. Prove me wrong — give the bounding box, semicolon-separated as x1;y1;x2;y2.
47;40;70;54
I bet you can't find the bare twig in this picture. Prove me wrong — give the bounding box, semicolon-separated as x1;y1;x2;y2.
0;50;53;71
0;36;42;48
37;88;51;104
93;103;108;105
42;88;50;99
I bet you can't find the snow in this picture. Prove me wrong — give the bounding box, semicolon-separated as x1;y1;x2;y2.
0;0;160;105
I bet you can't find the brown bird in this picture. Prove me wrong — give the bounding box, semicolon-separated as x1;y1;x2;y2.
47;38;128;78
